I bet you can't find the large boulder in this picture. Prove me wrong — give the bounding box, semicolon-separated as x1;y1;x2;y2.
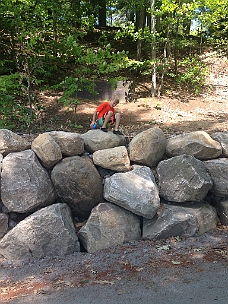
157;154;213;202
0;153;2;197
204;158;228;197
0;129;30;156
81;130;126;153
143;202;218;239
0;213;8;239
1;150;57;213
31;133;62;169
78;202;141;253
93;146;130;172
51;156;103;218
104;165;160;219
166;131;222;160
212;198;228;226
0;203;80;262
211;132;228;157
128;127;167;167
48;131;84;156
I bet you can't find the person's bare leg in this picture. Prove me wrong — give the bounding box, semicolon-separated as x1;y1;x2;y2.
102;111;113;128
114;113;121;131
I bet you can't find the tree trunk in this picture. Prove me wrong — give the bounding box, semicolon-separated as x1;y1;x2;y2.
151;0;156;97
199;24;203;54
129;10;135;23
136;8;145;61
174;18;179;76
24;55;33;127
71;0;81;28
98;0;106;27
158;34;169;97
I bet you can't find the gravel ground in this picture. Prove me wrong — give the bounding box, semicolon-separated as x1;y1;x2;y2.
0;225;227;303
6;262;228;304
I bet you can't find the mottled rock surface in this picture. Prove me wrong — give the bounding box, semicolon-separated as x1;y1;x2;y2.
104;165;160;219
143;202;218;239
157;154;213;202
129;127;167;167
0;203;80;262
1;150;56;213
78;202;141;253
166;131;222;160
51;156;103;218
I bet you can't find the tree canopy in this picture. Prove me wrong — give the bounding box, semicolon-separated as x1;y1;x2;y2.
0;0;227;131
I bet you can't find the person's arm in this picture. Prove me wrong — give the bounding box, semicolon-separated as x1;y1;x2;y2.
90;109;98;127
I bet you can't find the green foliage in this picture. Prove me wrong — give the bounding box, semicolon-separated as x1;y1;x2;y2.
125;58;153;76
115;22;136;40
52;41;128;112
0;0;227;131
54;77;90;105
75;43;128;76
176;56;208;94
0;73;19;129
0;73;20;96
0;73;31;130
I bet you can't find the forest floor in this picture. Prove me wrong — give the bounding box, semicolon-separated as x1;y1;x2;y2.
32;52;228;139
0;52;228;303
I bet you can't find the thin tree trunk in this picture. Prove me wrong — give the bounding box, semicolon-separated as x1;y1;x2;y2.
24;55;33;121
74;104;77;125
158;41;167;97
71;0;81;28
151;0;156;97
136;8;145;61
174;18;179;76
129;10;134;23
98;0;106;27
158;25;170;97
199;24;203;54
109;0;112;25
53;8;57;57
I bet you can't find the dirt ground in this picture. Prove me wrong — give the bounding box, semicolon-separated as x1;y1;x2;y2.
0;53;228;303
34;53;228;138
0;225;227;303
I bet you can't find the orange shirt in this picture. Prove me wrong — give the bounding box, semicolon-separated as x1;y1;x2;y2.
96;102;115;122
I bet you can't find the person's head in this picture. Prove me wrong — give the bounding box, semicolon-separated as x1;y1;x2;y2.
110;97;119;107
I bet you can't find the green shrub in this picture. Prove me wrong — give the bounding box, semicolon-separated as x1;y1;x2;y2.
0;73;32;130
176;56;208;94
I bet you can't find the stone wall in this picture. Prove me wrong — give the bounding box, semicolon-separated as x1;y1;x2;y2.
0;128;227;263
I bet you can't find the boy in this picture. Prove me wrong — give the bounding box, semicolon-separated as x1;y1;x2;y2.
90;97;123;135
